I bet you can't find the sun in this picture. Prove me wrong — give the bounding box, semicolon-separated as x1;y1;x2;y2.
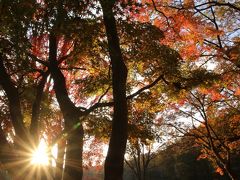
31;139;49;166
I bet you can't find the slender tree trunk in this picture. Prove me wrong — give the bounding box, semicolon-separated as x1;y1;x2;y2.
30;72;48;145
28;73;49;180
225;169;236;180
205;120;237;180
100;1;128;180
137;146;142;180
222;161;236;180
49;33;83;180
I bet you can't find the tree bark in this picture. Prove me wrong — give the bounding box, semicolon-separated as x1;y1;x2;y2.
0;58;28;144
0;56;33;179
63;125;84;180
100;1;128;180
30;72;49;145
55;139;66;180
49;33;84;180
0;128;9;164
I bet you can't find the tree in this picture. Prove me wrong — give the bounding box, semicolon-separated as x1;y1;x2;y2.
125;138;160;180
100;1;128;179
1;0;239;179
0;2;53;178
167;88;240;179
147;136;220;180
123;100;162;180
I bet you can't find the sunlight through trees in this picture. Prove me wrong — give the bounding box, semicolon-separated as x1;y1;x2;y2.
0;0;239;179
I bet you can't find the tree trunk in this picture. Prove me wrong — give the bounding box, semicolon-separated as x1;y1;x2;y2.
100;1;128;180
223;162;237;180
0;56;33;179
63;124;84;180
0;57;28;145
30;72;48;145
49;33;83;180
0;128;10;164
55;139;66;180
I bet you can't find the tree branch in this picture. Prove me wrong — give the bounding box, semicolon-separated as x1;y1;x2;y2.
80;74;164;115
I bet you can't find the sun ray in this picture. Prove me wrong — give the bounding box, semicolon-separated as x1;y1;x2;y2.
31;139;49;165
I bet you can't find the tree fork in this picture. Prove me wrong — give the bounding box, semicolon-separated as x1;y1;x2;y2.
49;33;84;180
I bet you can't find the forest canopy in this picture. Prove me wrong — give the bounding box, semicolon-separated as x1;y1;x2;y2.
0;0;239;180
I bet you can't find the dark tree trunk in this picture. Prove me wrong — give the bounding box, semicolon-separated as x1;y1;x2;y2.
49;33;83;180
100;1;128;180
0;54;49;180
0;128;9;164
0;56;33;179
63;124;84;180
0;58;28;144
30;72;48;145
55;139;66;180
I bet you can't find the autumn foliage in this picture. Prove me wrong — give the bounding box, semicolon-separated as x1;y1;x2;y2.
0;0;239;180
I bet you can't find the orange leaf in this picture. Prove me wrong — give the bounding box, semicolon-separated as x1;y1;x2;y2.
235;89;240;96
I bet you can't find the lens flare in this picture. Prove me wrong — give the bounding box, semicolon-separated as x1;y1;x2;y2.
31;139;49;165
